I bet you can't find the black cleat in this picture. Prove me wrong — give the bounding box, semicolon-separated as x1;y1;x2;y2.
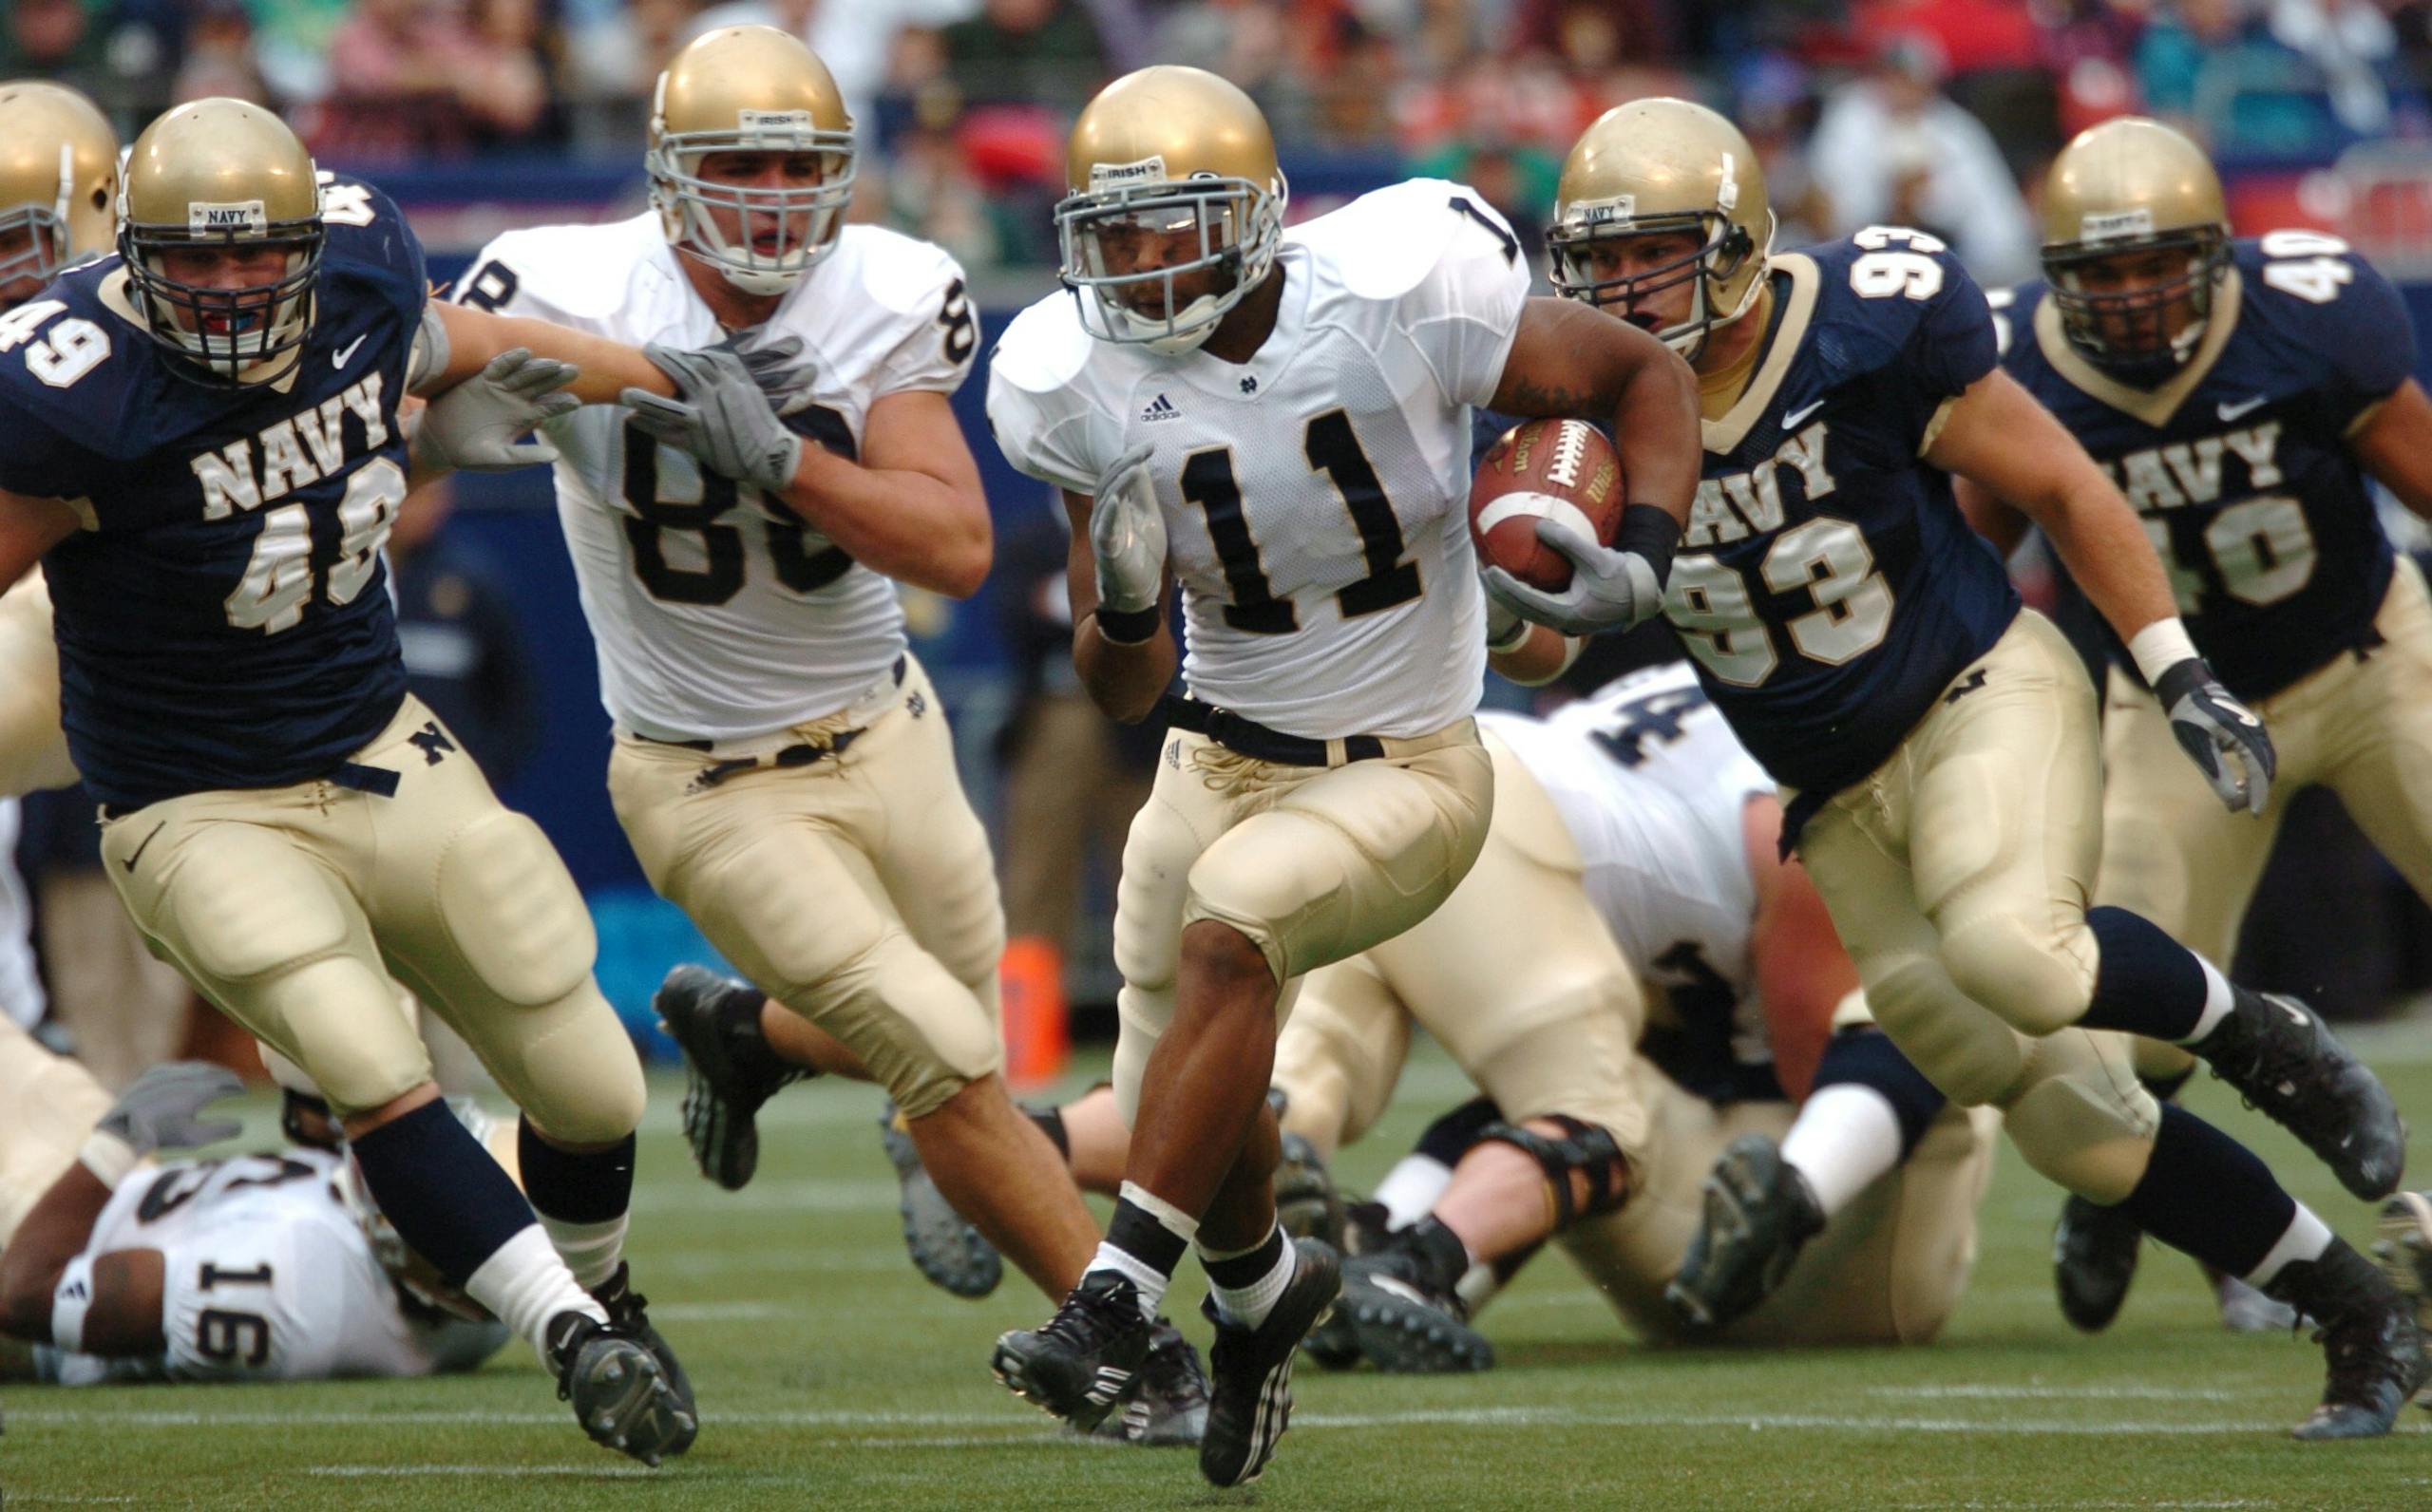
2373;1189;2432;1396
1665;1133;1825;1333
592;1265;697;1457
1199;1237;1340;1488
2196;991;2405;1200
2052;1193;2144;1333
653;965;806;1192
992;1270;1156;1433
2264;1237;2427;1440
1334;1219;1492;1373
1081;1319;1209;1447
1275;1132;1345;1252
878;1101;1003;1299
545;1310;697;1467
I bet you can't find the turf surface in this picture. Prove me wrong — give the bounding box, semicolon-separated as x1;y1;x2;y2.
9;1025;2432;1510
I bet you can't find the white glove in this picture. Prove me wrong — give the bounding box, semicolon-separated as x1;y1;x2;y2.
1089;442;1166;616
410;348;580;473
96;1063;245;1158
622;344;804;495
1481;517;1663;637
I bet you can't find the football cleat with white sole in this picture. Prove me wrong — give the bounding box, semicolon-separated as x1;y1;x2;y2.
992;1270;1156;1433
545;1310;697;1467
1198;1237;1340;1488
1665;1133;1824;1332
2194;991;2405;1201
2053;1192;2144;1333
878;1100;1003;1299
653;964;806;1191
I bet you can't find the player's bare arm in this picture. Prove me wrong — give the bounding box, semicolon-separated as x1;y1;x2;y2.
770;388;992;597
1950;474;2033;560
0;1161;165;1353
428;299;674;406
1061;485;1176;724
2347;376;2432;516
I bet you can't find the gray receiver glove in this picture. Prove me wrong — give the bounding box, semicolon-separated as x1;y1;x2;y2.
410;348;580;473
621;343;805;496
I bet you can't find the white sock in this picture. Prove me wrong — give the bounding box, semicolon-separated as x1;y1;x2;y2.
538;1212;627;1293
463;1224;606;1362
1089;1241;1172;1319
1374;1155;1455;1230
2176;957;2236;1045
2244;1204;2335;1289
1779;1085;1905;1218
1203;1228;1297;1330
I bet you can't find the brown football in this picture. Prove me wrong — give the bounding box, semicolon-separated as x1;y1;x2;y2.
1469;418;1624;592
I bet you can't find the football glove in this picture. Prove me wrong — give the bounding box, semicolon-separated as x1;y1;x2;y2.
410;347;580;473
96;1063;245;1160
715;328;816;404
1481;517;1663;637
623;344;804;496
2154;657;2275;816
1089;442;1166;616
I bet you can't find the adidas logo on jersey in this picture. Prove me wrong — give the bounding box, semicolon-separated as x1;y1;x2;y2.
1141;393;1181;423
187;373;391;520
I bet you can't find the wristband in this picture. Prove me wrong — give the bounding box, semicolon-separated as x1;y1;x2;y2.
78;1130;139;1191
50;1253;96;1351
2127;617;2200;688
1616;503;1681;586
1093;604;1160;646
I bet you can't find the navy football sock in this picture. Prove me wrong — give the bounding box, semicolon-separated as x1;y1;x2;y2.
351;1099;538;1285
519;1123;636;1224
2115;1105;2297;1279
2076;906;2209;1040
1810;1030;1947;1157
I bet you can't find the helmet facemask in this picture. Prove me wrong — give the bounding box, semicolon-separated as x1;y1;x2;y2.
1057;169;1284;356
650;106;855;297
120;197;322;387
0;142;77;306
1548;203;1767;364
2044;223;2229;385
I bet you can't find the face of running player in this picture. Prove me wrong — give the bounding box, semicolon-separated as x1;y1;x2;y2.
151;241;302;339
1087;207;1240;321
0;221;55;310
693;148;836;264
1567;227;1705;339
2064;243;2203;353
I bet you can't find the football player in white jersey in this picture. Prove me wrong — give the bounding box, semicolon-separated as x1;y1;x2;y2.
883;664;1993;1366
0;1046;511;1384
453;25;1109;1354
983;66;1700;1486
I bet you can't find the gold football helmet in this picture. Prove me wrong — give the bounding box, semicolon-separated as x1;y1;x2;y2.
1548;98;1774;361
0;80;118;307
649;26;855;296
119;97;323;386
2041;116;2231;380
1057;66;1287;355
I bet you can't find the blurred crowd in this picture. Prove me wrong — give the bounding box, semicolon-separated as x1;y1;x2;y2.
16;0;2432;274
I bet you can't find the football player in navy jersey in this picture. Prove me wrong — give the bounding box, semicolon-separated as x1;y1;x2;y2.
0;99;742;1466
1494;97;2423;1438
1957;117;2432;1339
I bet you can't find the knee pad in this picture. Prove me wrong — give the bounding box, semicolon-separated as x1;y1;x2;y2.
436;813;595;1009
1861;955;2020;1108
510;983;647;1145
1939;915;2094;1040
814;935;999;1122
2001;1052;2159;1204
1476;1116;1632;1231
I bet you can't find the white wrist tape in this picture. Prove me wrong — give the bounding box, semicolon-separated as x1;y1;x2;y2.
50;1253;96;1352
78;1130;139;1191
2127;617;2200;687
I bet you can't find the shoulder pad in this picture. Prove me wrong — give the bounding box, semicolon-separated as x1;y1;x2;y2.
989;293;1094;394
1296;178;1490;303
840;225;965;318
466;217;662;320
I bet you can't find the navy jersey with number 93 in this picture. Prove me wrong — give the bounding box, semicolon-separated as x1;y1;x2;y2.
1664;228;2018;813
0;175;423;808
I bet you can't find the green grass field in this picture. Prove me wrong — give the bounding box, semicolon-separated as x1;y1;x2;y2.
10;1025;2432;1510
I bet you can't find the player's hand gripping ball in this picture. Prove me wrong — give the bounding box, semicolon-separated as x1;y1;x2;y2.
1470;418;1624;591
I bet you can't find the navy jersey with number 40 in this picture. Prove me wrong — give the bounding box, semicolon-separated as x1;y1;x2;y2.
1667;228;2018;808
0;175;423;808
1997;233;2413;702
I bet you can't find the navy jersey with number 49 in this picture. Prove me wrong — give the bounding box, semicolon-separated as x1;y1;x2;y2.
0;175;423;808
1998;233;2412;702
1667;229;2017;808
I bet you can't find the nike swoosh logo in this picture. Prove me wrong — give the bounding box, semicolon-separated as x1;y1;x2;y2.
1781;399;1826;429
122;822;165;874
332;333;369;369
2216;395;2268;423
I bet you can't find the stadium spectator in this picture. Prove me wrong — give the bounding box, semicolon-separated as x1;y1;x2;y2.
172;0;275;107
316;0;549;160
940;0;1111;114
